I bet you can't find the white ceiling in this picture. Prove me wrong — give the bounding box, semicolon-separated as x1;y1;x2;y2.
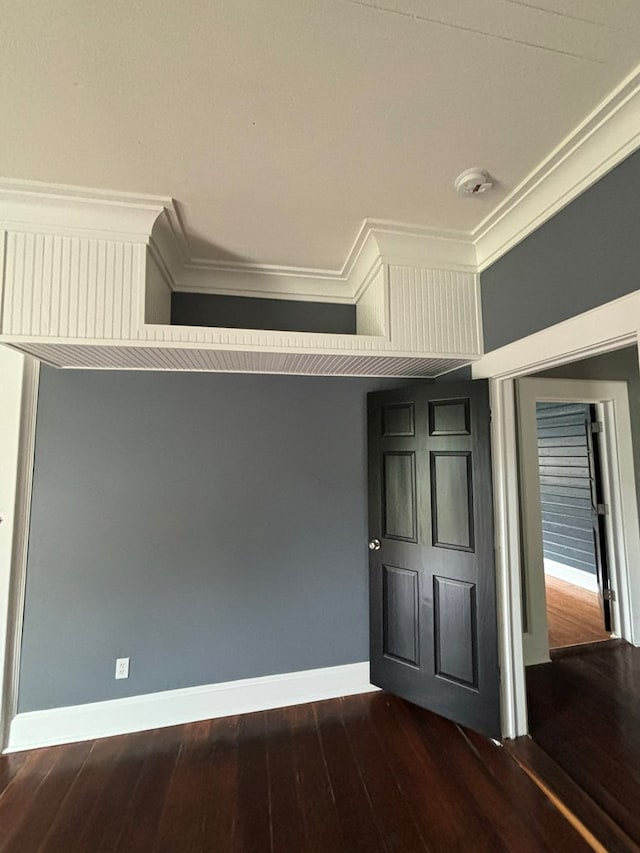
3;0;640;273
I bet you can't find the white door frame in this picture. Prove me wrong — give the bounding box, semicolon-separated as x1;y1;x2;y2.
473;290;640;738
0;347;39;751
517;377;639;667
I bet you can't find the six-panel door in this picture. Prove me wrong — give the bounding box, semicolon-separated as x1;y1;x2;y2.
368;380;500;739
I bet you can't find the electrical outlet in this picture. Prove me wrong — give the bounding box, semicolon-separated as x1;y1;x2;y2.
115;657;130;680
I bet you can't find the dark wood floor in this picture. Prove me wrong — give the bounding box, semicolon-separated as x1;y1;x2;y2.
0;692;590;852
545;574;611;649
527;640;640;847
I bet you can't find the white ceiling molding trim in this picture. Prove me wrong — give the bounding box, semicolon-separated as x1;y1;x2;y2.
146;60;640;292
150;212;476;304
0;178;170;243
473;62;640;271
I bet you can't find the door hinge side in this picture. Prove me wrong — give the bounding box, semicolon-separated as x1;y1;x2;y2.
603;589;615;602
590;421;604;434
597;503;609;516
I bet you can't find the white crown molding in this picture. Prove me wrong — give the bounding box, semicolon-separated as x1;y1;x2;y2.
172;265;354;303
153;57;640;293
0;178;170;243
156;54;640;292
473;62;640;271
161;218;475;303
5;661;377;752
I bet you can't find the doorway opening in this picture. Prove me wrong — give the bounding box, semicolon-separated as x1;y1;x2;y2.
515;360;639;669
507;346;640;843
534;400;613;652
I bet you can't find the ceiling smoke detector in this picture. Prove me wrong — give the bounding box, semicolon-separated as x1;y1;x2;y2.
454;168;493;196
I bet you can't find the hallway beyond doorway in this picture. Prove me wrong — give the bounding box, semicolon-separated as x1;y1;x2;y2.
545;575;611;649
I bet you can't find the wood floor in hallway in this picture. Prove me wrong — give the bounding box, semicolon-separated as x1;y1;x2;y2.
527;640;640;848
545;574;611;648
0;691;590;853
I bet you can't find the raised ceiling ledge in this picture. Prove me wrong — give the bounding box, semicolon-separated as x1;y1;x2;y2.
0;181;482;377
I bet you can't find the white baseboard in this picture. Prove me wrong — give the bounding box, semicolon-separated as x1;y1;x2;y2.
5;661;377;753
544;559;598;592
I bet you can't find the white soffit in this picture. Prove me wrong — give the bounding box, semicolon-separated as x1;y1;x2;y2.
11;343;469;379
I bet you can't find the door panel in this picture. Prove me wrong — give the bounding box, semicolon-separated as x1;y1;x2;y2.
434;576;477;688
430;451;474;550
383;402;415;436
383;565;419;666
368;380;500;739
383;452;417;541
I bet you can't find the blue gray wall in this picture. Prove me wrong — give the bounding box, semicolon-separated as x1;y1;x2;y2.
171;293;356;334
481;148;640;352
19;369;401;712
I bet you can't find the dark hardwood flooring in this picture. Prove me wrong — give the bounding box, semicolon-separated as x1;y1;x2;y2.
0;692;589;852
545;574;611;648
527;640;640;847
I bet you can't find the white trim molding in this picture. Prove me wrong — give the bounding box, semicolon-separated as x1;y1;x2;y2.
490;377;528;741
474;63;640;270
115;56;640;293
153;212;477;303
5;662;377;753
0;178;169;244
0;350;39;751
472;291;640;380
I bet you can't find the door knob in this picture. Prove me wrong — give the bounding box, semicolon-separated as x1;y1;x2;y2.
369;539;381;551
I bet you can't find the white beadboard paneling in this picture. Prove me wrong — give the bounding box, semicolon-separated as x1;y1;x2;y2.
9;341;473;378
1;233;146;340
0;217;484;375
143;322;395;352
145;248;172;325
388;266;481;355
356;265;387;337
0;231;7;330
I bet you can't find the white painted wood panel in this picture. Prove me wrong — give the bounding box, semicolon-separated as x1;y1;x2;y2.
0;192;484;377
356;265;386;338
1;233;146;340
145;248;172;325
388;266;480;355
143;322;394;352
11;341;469;377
